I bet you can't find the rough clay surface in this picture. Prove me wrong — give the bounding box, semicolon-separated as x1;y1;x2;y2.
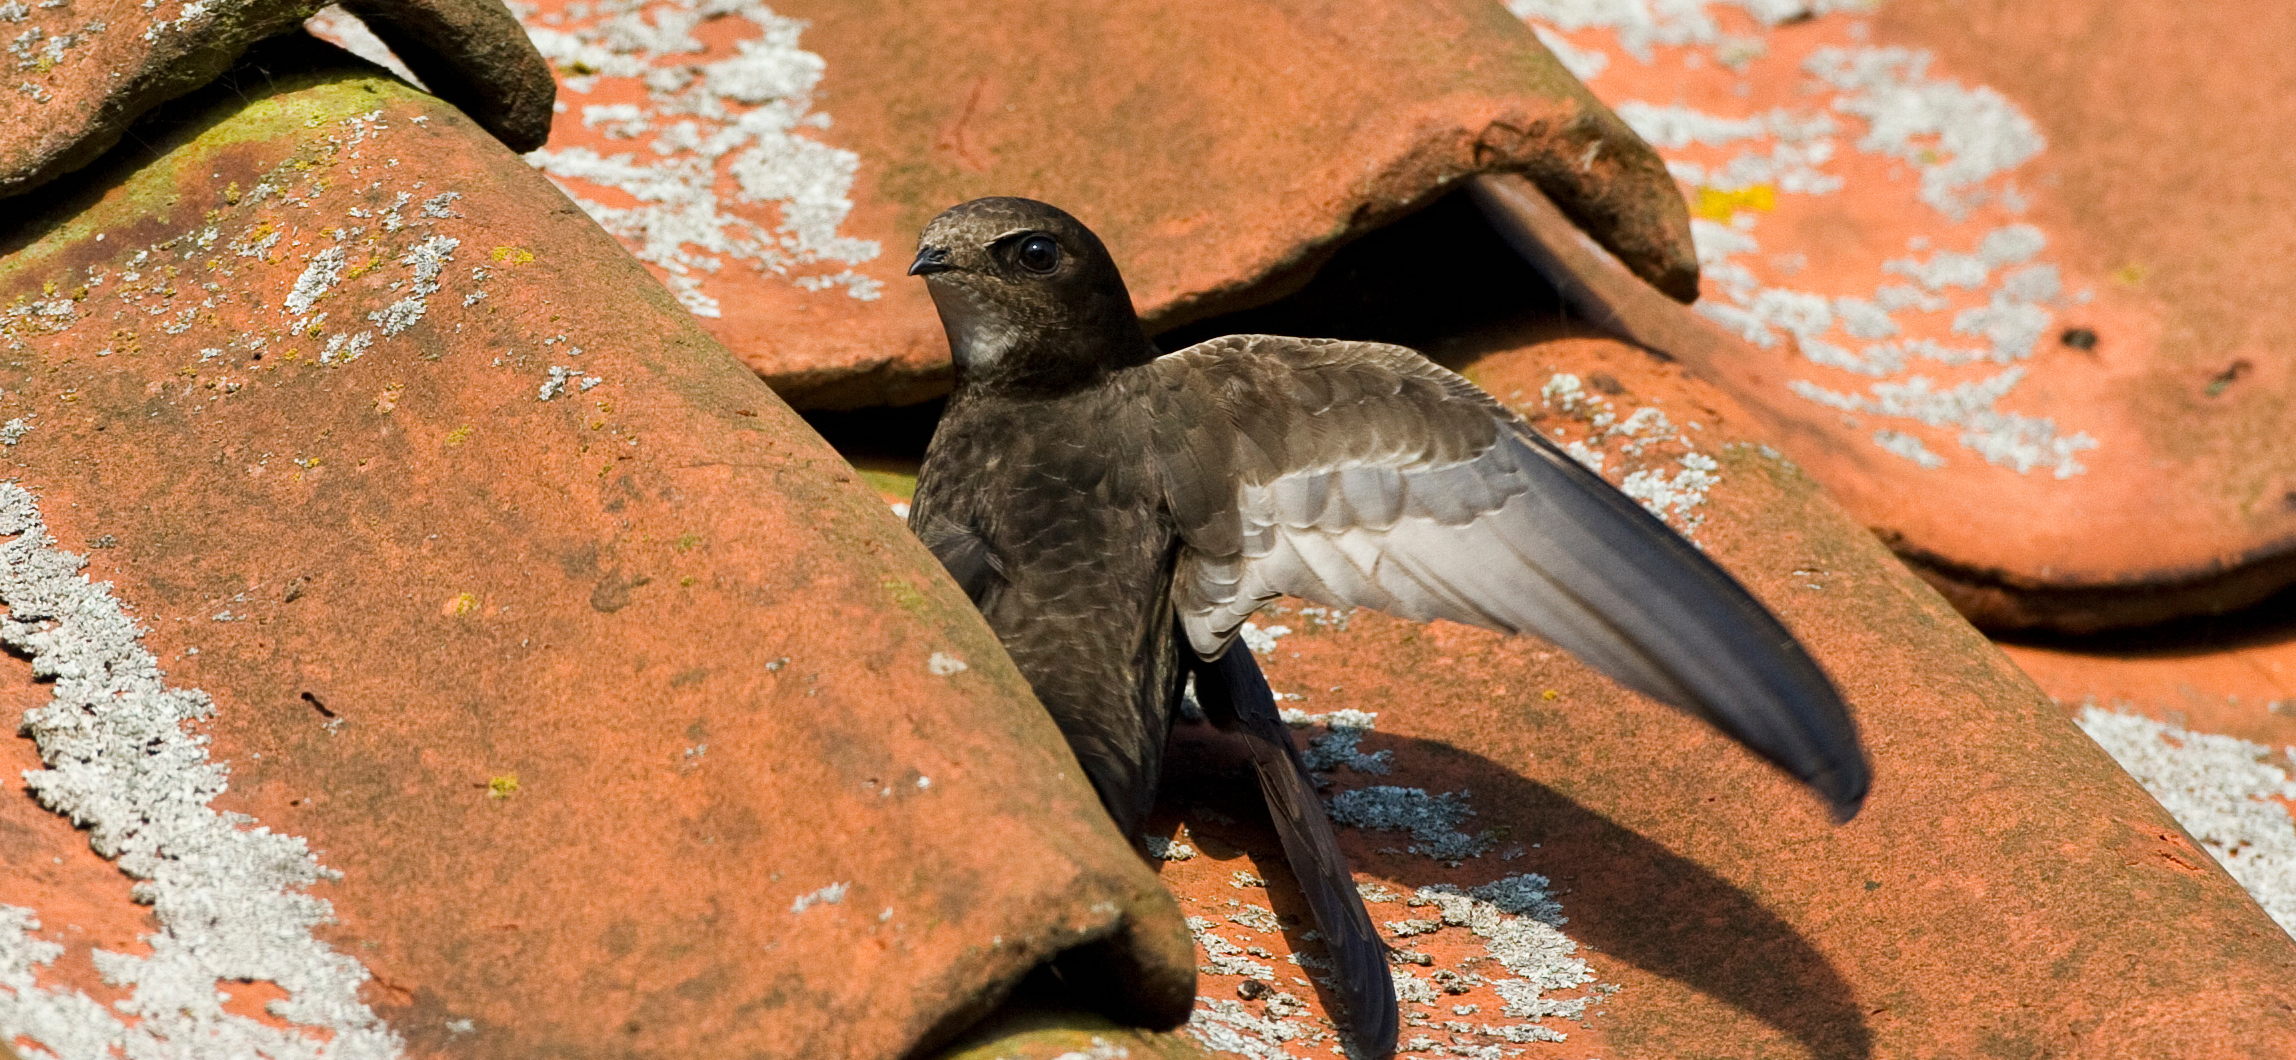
0;0;552;200
513;0;1699;409
0;482;398;1059
0;48;1189;1060
1507;0;2296;630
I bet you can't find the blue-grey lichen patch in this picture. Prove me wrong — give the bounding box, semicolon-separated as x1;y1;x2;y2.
1280;708;1391;776
0;483;403;1059
4;0;108;74
2078;705;2296;938
1325;787;1489;863
515;0;883;317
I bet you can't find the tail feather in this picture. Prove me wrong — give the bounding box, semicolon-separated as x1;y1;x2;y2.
1189;640;1398;1060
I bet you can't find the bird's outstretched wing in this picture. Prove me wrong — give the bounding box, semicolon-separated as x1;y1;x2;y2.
1187;639;1397;1058
1136;334;1870;817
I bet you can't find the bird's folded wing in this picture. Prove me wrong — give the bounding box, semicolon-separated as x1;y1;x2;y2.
1137;334;1869;816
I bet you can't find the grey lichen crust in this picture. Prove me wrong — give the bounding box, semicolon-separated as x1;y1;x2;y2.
0;483;402;1059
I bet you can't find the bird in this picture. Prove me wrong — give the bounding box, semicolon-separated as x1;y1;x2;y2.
903;196;1870;1058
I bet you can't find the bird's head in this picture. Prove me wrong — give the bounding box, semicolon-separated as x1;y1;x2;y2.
910;198;1154;393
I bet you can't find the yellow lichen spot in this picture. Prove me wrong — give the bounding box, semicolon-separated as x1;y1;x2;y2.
224;182;241;205
1691;184;1777;222
375;383;403;413
2111;261;2150;288
679;576;697;587
41;281;56;296
588;417;607;430
488;774;519;799
1541;689;1560;701
344;256;377;280
443;592;478;616
492;246;536;266
673;533;701;552
881;574;927;612
445;424;475;445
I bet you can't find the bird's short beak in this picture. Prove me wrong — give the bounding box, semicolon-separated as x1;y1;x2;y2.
908;245;953;276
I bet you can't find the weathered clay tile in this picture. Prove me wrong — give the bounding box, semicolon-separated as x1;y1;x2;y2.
516;0;1699;409
1492;2;2296;632
831;317;2296;1054
2001;611;2296;748
1127;327;2296;1056
0;39;1188;1058
0;0;551;199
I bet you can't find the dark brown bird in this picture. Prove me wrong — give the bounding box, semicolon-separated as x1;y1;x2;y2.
905;197;1869;1058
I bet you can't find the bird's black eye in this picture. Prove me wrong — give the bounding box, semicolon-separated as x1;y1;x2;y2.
1015;234;1061;274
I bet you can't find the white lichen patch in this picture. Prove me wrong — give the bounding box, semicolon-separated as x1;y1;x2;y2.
368;235;458;336
1396;876;1607;1044
1187;917;1274;979
516;0;883;316
1237;619;1291;656
1512;3;2103;480
1046;1038;1131;1060
1531;373;1719;539
789;881;849;914
2078;706;2296;938
1144;835;1197;862
1184;866;1611;1058
6;105;494;391
0;483;403;1058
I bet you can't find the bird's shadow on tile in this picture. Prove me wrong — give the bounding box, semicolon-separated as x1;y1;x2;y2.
1153;721;1873;1060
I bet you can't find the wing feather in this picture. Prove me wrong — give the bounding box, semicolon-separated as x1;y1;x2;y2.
1139;334;1870;817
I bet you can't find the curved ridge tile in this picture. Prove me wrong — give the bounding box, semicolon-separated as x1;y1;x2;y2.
514;0;1697;409
1493;1;2296;632
0;42;1185;1059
